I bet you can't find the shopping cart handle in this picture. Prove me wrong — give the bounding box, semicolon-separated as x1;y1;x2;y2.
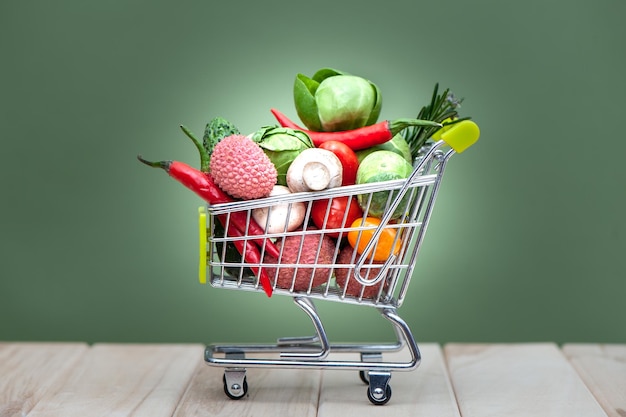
437;120;480;153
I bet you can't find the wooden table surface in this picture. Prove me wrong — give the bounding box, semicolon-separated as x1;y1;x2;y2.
1;342;624;417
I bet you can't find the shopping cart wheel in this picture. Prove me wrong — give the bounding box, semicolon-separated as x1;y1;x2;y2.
359;370;369;384
367;384;392;405
223;370;248;400
365;371;392;405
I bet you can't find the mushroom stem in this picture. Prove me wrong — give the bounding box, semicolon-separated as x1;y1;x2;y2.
302;161;331;191
286;148;343;193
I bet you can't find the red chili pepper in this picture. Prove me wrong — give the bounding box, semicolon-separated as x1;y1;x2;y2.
271;108;442;151
137;156;281;259
225;223;273;297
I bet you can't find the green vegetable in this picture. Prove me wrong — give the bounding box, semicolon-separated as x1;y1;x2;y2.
355;133;413;165
180;117;240;173
251;126;314;186
213;219;256;281
356;150;414;219
175;117;255;282
294;68;382;132
402;83;469;159
203;117;240;171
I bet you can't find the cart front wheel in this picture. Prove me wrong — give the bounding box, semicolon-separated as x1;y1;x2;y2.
367;383;392;405
365;371;392;405
223;374;248;400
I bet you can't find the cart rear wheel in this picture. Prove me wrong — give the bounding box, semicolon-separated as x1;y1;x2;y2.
223;374;248;400
367;383;392;405
359;370;369;384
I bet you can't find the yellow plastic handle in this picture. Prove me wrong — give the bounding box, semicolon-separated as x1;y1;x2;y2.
198;206;207;284
437;119;480;153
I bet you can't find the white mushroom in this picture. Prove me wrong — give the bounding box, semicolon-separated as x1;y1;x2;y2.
286;148;343;193
251;185;306;234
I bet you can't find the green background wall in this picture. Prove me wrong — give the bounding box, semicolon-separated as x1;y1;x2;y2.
1;0;624;346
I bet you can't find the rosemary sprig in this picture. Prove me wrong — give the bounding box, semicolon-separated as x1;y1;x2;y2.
403;83;468;158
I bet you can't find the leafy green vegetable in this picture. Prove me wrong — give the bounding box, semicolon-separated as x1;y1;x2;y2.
250;126;314;186
294;68;382;132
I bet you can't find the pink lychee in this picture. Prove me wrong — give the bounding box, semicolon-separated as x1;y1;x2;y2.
209;134;277;200
334;245;386;299
263;229;336;292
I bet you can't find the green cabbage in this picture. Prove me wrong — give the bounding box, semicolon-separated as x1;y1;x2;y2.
294;68;382;132
250;126;314;186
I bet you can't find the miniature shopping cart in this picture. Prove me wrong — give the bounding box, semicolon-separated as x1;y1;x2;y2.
197;121;479;405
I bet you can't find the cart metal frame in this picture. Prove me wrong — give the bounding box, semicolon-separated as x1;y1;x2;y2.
197;137;469;404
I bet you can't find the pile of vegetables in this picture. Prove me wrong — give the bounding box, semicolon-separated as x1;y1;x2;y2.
138;67;477;298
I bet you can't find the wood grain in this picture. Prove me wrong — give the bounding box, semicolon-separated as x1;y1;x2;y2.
25;343;203;417
563;344;626;417
445;343;608;417
174;354;320;417
3;342;625;416
317;344;461;417
0;342;88;417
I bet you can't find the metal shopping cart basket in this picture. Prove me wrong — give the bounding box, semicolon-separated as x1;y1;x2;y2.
197;121;479;405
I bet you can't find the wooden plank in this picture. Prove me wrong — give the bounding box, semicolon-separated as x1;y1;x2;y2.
173;353;320;417
0;342;88;417
563;344;626;417
26;343;203;417
317;344;461;416
444;343;608;417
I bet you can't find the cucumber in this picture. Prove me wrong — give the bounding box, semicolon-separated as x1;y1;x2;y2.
356;150;415;219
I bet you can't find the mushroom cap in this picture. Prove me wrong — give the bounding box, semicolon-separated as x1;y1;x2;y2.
210;135;277;200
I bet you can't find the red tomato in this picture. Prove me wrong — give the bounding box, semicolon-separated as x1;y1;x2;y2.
311;196;364;238
318;141;359;186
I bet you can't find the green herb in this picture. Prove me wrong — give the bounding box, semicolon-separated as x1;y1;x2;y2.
403;83;470;158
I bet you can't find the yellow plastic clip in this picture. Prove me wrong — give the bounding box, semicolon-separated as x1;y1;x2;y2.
198;206;207;284
438;120;480;153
